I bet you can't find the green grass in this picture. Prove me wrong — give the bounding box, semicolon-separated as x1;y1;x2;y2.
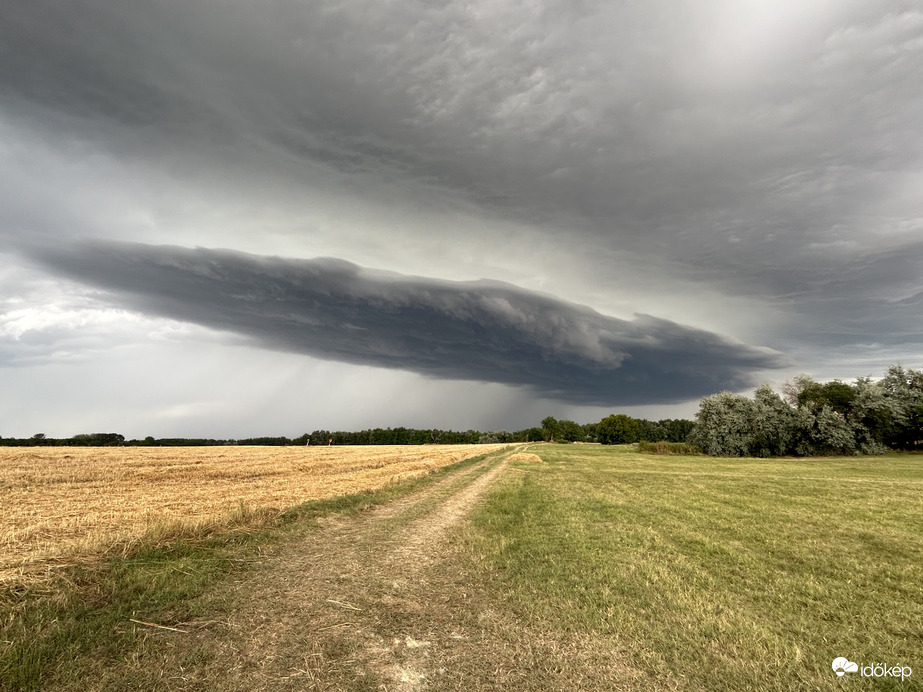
637;440;701;454
7;445;920;690
469;444;923;690
0;450;498;692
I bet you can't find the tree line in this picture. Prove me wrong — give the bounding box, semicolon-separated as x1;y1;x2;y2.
6;364;916;456
689;365;923;456
0;417;695;448
536;415;694;445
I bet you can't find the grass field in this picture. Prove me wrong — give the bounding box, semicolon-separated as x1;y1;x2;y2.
0;444;509;581
466;444;923;690
2;443;921;690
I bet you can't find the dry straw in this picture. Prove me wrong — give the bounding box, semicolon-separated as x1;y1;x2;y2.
508;453;543;463
0;444;508;582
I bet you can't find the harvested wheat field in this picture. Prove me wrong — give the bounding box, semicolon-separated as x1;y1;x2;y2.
0;444;509;581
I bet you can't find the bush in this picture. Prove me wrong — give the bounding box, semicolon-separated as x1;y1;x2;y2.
638;440;702;455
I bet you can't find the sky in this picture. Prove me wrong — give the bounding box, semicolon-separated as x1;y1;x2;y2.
1;0;921;438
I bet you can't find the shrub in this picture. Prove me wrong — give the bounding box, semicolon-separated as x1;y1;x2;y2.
637;440;702;455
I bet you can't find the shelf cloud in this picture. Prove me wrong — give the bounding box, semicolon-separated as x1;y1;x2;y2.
29;240;785;405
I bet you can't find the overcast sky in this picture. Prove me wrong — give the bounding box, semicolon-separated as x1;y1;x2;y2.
2;0;921;438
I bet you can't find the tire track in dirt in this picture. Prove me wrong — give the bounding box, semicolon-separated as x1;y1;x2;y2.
117;446;522;691
384;453;511;576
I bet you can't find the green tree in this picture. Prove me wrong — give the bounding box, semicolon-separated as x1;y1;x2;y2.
750;385;796;457
849;377;891;454
557;419;583;443
597;414;640;445
541;416;559;442
581;422;599;443
688;392;756;456
798;379;857;418
636;419;666;442
803;405;856;455
661;418;695;443
880;365;923;449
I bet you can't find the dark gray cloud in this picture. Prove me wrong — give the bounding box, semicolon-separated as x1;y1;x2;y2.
27;241;785;405
6;1;920;262
1;0;921;434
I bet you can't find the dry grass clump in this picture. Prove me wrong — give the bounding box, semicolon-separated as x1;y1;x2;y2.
0;444;508;581
508;452;543;463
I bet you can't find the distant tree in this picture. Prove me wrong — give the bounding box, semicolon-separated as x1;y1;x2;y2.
797;379;857;419
581;422;598;443
597;414;640;445
636;419;666;442
781;374;815;408
513;427;544;442
556;419;583;443
661;419;695;443
310;430;332;446
880;365;923;449
750;385;797;457
849;377;891;454
541;416;559;442
82;433;125;446
800;405;856;455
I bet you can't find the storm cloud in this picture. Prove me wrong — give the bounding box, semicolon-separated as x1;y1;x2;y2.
29;241;784;405
1;0;921;435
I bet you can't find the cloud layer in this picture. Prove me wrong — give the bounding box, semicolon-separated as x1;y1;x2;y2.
1;1;921;434
29;241;785;405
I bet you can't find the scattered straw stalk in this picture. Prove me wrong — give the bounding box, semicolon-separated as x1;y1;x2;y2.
0;444;508;581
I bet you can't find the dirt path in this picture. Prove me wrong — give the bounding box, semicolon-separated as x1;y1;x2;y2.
112;446;522;691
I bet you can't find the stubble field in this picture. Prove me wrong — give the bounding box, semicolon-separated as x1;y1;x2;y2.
0;444;509;581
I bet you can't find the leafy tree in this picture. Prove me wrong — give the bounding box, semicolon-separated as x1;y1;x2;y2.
598;414;640;445
688;392;755;456
781;375;814;408
513;427;545;442
661;418;695;443
849;377;891;454
797;379;857;418
636;419;666;442
688;365;923;456
581;422;598;443
557;419;583;443
69;433;125;446
310;430;333;445
541;416;559;442
804;405;856;455
750;385;796;457
880;365;923;450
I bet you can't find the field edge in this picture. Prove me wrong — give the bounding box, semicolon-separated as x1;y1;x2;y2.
0;448;510;692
